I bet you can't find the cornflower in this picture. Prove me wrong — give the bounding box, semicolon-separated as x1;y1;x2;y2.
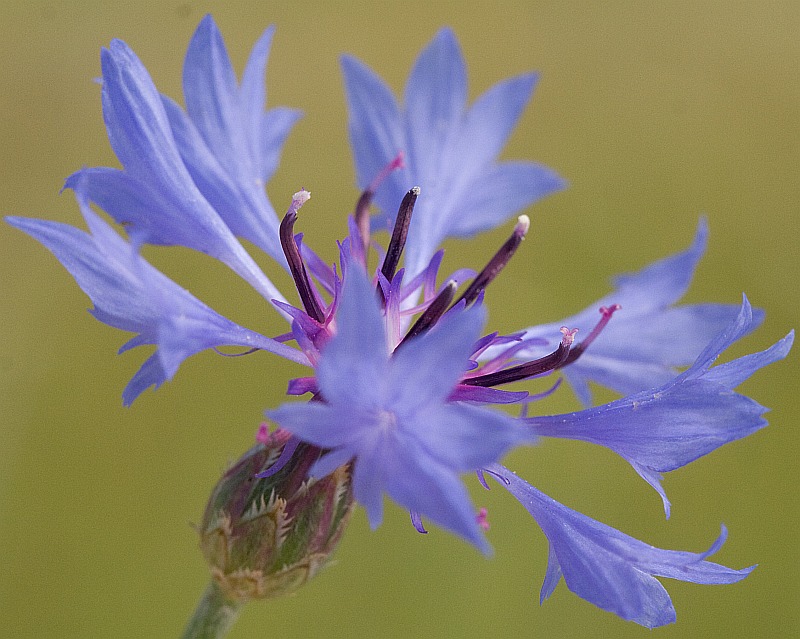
6;14;792;634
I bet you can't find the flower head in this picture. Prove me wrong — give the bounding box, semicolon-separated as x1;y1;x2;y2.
268;263;529;553
198;429;354;601
6;15;792;630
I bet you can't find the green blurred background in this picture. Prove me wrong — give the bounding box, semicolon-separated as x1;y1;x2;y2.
2;1;797;637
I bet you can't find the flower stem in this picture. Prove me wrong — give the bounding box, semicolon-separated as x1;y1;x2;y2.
181;581;244;639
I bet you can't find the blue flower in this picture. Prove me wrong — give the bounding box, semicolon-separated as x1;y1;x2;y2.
342;28;566;278
6;16;793;629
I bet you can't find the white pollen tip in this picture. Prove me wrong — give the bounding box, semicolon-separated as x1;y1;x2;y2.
411;186;421;195
292;190;311;209
516;214;530;235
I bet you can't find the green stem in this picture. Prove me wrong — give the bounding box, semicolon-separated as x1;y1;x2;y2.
181;581;245;639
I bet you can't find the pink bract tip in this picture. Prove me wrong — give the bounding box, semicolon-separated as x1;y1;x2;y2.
256;423;270;444
476;507;490;531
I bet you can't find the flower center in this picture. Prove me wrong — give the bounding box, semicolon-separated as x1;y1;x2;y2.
276;171;620;399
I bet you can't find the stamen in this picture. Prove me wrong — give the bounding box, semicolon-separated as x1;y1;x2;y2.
353;190;372;257
397;280;458;348
354;153;405;263
455;215;530;307
463;327;576;388
279;190;325;323
559;304;621;368
380;187;420;284
370;152;406;193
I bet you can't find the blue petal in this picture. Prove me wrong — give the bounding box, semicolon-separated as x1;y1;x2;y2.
406;403;529;471
681;294;764;379
341;54;406;212
390;303;486;406
183;15;247;176
444;162;567;237
123;352;168;407
7;196;307;404
100;40;185;188
352;448;386;530
64;167;285;305
239;26;303;183
381;436;490;553
403;28;467;196
510;220;760;404
92;38;287;304
239;22;276;176
343;29;563;278
526;298;791;515
489;464;754;628
315;264;389;408
449;73;539;174
259;106;302;183
268;403;367;449
6;215;157;334
704;330;794;388
161;95;286;264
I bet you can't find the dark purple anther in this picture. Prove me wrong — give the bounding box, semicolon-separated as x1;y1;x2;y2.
279;191;325;324
380;187;420;284
455;215;530;307
463;327;576;388
396;280;458;348
353;189;373;261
